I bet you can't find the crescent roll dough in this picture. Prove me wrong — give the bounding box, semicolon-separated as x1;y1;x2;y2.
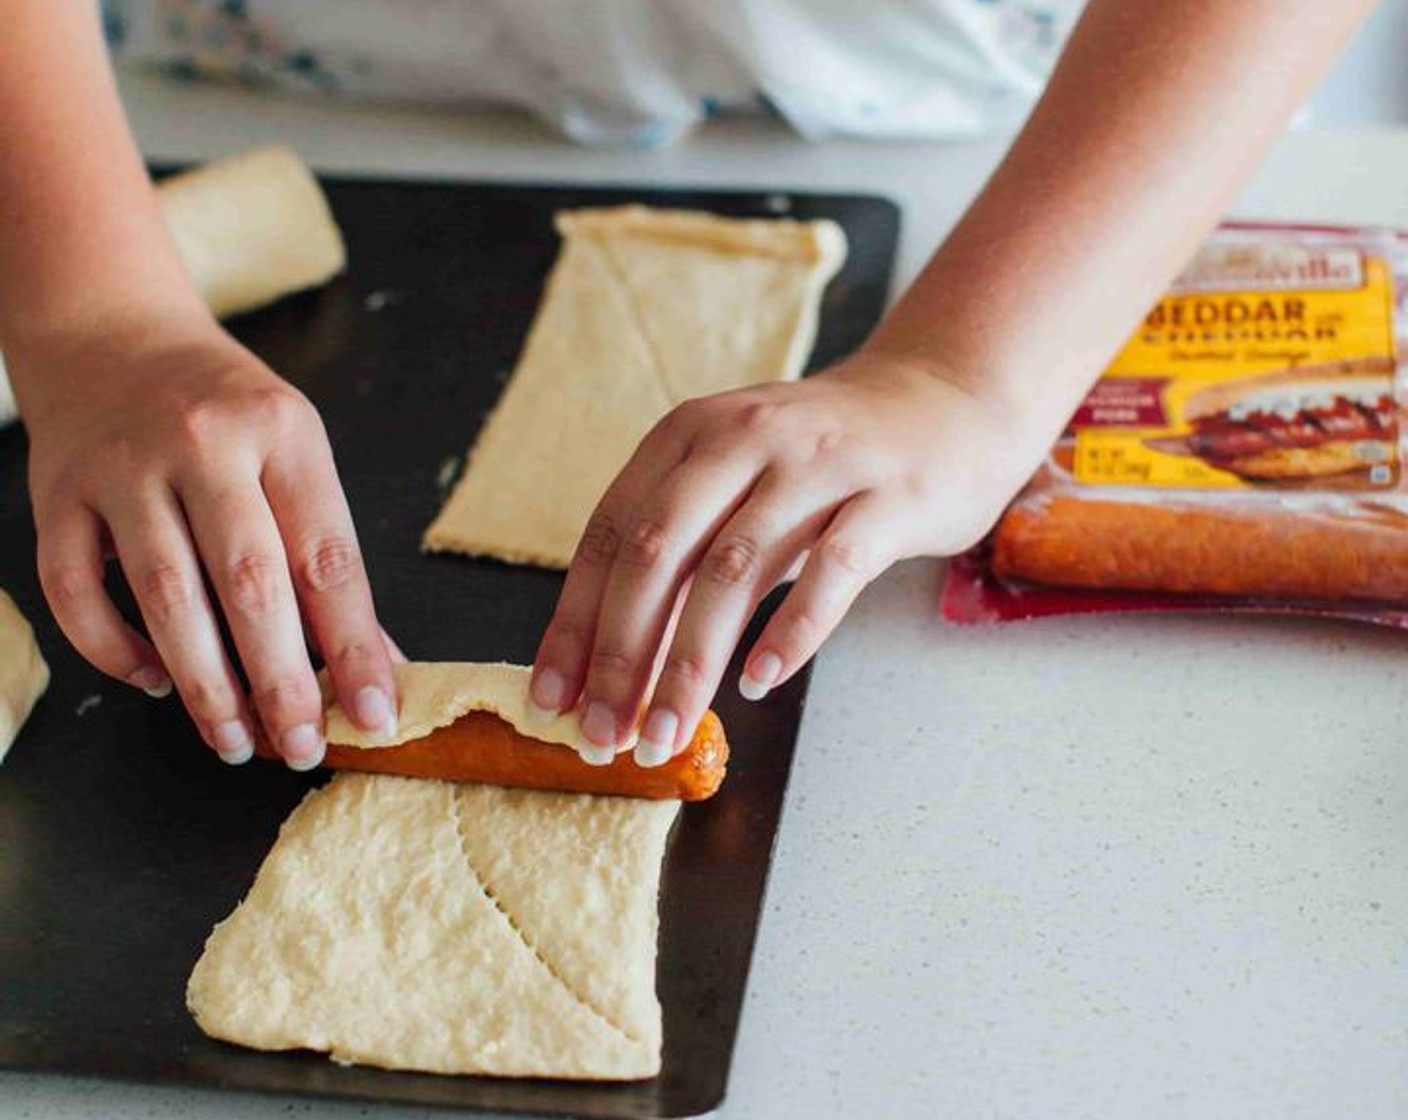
323;660;636;751
157;145;346;319
188;663;680;1080
0;590;49;764
423;205;847;568
187;774;678;1079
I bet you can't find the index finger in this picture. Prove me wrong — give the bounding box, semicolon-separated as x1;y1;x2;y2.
529;417;689;741
264;437;397;739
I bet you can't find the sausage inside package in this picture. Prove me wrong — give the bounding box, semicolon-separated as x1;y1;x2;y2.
943;222;1408;628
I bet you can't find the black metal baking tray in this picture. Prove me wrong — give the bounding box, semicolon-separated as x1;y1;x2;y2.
0;175;898;1117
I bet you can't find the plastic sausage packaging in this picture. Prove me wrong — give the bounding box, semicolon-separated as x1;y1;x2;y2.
944;222;1408;628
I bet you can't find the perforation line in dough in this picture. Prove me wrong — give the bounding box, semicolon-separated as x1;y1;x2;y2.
585;234;680;412
448;785;642;1044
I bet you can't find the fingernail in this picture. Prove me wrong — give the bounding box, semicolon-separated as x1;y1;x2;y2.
128;666;173;699
579;743;617;767
528;667;566;726
740;651;782;702
581;699;620;749
212;720;254;766
281;723;325;772
634;709;677;768
352;685;397;738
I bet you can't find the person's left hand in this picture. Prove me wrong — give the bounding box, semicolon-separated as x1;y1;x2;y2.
528;351;1038;768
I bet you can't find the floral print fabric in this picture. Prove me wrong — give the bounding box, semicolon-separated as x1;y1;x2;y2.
101;0;1084;147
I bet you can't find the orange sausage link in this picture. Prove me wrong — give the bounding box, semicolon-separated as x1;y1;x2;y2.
993;496;1408;603
257;710;729;801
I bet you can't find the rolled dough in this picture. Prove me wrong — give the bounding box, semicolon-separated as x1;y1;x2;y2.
325;660;637;751
157;145;346;320
0;590;50;764
187;774;678;1079
0;370;14;430
422;205;847;568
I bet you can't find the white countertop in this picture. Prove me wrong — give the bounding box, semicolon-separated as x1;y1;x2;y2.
6;73;1408;1120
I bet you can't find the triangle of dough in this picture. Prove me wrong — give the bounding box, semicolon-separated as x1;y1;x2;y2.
424;234;666;568
423;206;846;569
187;773;679;1080
453;784;667;1045
592;230;833;404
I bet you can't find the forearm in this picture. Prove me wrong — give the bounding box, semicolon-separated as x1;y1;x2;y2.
871;0;1378;450
0;0;205;365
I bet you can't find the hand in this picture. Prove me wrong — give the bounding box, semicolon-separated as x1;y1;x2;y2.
16;312;397;769
529;352;1037;767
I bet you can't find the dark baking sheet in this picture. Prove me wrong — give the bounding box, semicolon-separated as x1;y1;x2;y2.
0;175;898;1118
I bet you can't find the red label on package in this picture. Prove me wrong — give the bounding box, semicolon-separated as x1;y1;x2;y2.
1071;377;1170;429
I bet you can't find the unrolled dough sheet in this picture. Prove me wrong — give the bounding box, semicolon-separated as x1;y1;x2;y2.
187;773;678;1080
422;205;847;569
0;590;50;764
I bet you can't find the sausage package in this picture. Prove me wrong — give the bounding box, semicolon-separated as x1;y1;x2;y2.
944;222;1408;628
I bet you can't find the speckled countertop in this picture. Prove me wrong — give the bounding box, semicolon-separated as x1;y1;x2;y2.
4;74;1407;1120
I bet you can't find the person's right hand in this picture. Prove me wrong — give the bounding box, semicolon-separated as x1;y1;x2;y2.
13;310;398;769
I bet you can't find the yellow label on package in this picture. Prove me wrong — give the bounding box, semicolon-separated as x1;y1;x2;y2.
1072;242;1399;491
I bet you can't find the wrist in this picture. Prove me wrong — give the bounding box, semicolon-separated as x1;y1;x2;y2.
6;301;227;426
3;275;209;357
865;303;1082;432
858;324;1031;425
856;331;1053;439
839;341;1062;506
